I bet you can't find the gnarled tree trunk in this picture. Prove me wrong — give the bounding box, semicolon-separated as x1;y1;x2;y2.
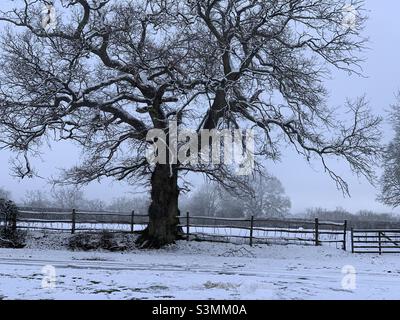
136;164;181;248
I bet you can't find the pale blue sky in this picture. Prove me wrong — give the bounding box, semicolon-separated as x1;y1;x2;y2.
0;1;399;214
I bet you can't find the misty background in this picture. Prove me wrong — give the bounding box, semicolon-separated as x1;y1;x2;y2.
0;1;398;214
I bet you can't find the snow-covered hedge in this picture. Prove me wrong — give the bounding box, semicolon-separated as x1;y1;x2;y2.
0;199;26;248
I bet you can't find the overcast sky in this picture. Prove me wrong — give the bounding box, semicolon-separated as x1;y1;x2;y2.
0;1;399;214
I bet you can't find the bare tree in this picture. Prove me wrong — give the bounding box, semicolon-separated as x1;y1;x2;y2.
216;188;246;218
305;207;352;221
0;0;382;247
0;187;11;200
84;198;107;212
185;174;290;218
379;93;400;207
107;196;150;213
183;182;219;217
51;186;85;209
243;174;291;218
23;190;52;208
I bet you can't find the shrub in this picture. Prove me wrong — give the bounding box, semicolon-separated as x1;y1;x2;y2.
0;199;25;248
0;228;26;248
68;233;100;251
68;231;129;252
0;198;18;231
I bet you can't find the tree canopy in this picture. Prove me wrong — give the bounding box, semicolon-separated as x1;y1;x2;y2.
0;0;383;246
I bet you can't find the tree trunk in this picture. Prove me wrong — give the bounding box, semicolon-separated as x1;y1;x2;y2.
136;164;181;248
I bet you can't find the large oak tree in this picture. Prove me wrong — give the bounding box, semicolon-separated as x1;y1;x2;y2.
0;0;382;247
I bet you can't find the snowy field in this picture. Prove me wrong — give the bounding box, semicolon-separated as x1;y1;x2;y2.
0;232;399;300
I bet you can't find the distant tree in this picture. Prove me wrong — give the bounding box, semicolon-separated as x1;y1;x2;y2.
217;189;246;218
107;196;150;214
0;187;11;201
106;197;132;213
305;207;352;221
184;183;219;217
184;173;290;218
379;94;400;207
243;174;291;218
23;190;53;208
356;210;393;222
51;187;85;209
302;207;399;229
84;198;107;212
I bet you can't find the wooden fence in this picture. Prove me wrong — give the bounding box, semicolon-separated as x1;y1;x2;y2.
15;208;149;234
351;229;400;254
3;208;348;249
9;207;400;254
178;214;347;249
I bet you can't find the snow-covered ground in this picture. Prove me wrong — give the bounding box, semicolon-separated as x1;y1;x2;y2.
0;232;398;300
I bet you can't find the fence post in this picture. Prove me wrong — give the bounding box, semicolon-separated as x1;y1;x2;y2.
186;212;190;241
342;220;348;251
351;228;354;254
249;216;254;247
314;218;319;246
130;210;135;233
378;231;382;255
71;208;76;234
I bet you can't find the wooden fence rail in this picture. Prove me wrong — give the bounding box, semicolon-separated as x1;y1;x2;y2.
16;208;149;234
11;207;400;253
7;208;348;249
177;213;347;249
